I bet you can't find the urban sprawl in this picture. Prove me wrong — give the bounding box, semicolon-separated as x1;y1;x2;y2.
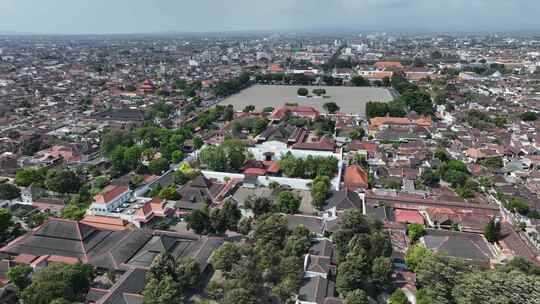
0;33;538;304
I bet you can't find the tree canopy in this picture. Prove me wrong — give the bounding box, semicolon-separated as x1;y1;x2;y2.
143;253;201;304
311;176;331;210
45;170;82;194
21;263;94;304
297;87;309;96
0;183;21;200
199;140;247;172
277;191;301;214
333;210;392;297
279;153;339;179
323;102;340;114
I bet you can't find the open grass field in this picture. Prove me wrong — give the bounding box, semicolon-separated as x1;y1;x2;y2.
220;85;397;116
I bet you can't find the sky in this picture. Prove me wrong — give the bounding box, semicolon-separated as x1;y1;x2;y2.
1;0;540;34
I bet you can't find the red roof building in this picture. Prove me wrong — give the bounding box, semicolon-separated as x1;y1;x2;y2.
36;145;82;164
80;215;130;231
93;185;130;205
344;165;369;191
293;136;336;152
269;64;284;73
138;79;155;93
270;106;320;121
132;197;173;228
349;140;378;155
374;61;403;70
370;116;432;129
394;209;425;225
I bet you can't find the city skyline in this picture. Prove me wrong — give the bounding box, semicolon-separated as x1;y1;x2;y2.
2;0;540;35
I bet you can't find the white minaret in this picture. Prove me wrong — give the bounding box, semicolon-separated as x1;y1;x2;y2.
159;61;166;75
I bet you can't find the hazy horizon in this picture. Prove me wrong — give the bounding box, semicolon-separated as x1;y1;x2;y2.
1;0;540;35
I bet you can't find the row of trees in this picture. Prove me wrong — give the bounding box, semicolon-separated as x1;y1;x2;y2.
243;189;302;216
405;245;540;304
279;152;339;179
280;113;336;135
333;210;394;299
0;208;24;243
311;176;332;210
15;168;82;194
208;214;312;303
365;75;434;118
186;201;242;235
214;72;252;98
297;87;329;97
7;262;94;304
464;109;507;130
254;72;317;86
199;140;247;172
0;182;21;200
143;254;202;304
101;123;204;177
418;150;480;200
231;116;269;136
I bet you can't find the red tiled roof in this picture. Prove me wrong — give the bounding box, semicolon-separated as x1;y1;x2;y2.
394;209;425;225
374;61;403;69
344;165;369;191
93;185;129;205
270;106;320;120
349;140;378;153
264;161;280;174
14;253;37;264
135;202;154;221
47;255;79;265
244;168;267;176
370;116;432;128
293;136;336;152
80;215;129;231
132;198;170;223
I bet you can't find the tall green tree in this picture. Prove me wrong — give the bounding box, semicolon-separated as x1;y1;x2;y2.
212;242;242;273
7;264;32;291
101;129;133;156
244;196;273;218
21;263;93;304
345;289;369;304
407;223;426;243
336;248;371;295
323;102;340;114
0;208;13;236
15;168;46;187
277;191;301;214
351;76;370;87
484;217;501;243
452;269;540;304
389;289;409;304
199;140;247;172
297;88;309;96
148;158;169;174
0;183;21;200
45;170;81;194
311;176;331;210
143;254;201;304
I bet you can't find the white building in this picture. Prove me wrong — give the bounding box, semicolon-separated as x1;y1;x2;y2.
89;185;131;215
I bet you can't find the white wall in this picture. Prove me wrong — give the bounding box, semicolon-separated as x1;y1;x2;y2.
201;170;245;182
248;141;342;162
200;171;340;191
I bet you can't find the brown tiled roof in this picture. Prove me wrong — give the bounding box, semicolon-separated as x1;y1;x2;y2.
80;215;130;231
344;165;369;191
293;136;336;151
374;61;403;69
94;185;129;205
